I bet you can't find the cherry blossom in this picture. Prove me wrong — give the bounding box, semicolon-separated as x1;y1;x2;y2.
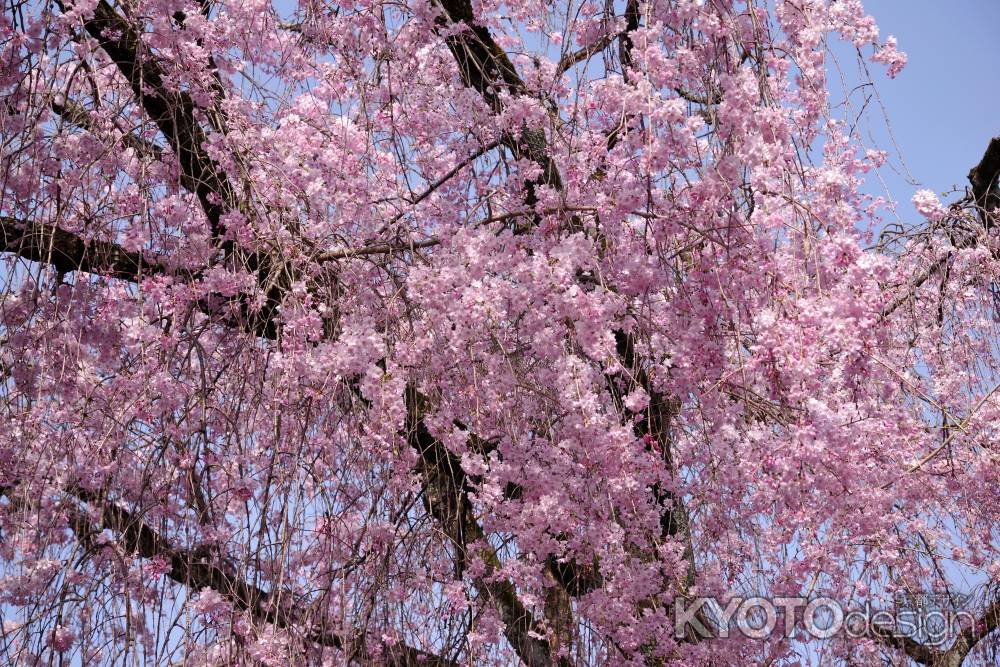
0;0;996;665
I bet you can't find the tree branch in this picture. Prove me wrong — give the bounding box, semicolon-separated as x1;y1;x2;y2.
867;595;1000;666
0;483;458;667
405;387;567;667
434;0;563;194
1;216;153;281
61;0;235;233
968;135;1000;228
869;622;944;666
882;134;1000;321
556;33;616;76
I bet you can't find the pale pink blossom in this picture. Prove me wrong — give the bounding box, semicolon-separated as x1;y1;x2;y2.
913;188;947;219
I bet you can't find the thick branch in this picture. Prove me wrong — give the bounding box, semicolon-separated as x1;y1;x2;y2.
60;0;291;333
882;134;1000;320
946;597;1000;666
618;0;641;75
65;0;235;232
0;216;286;339
612;330;697;591
968;135;1000;227
1;216;153;281
868;596;1000;667
557;33;616;76
869;622;944;666
36;484;456;667
435;0;562;194
405;388;566;667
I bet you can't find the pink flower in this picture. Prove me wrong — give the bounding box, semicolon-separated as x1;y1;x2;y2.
912;189;946;219
190;588;230;617
623;388;650;412
49;626;75;653
873;36;907;78
144;555;172;579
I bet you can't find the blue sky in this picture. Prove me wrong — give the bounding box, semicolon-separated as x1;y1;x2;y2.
831;0;1000;220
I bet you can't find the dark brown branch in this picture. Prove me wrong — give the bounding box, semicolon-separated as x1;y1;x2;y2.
879;254;952;321
319;238;440;261
435;0;530;111
674;86;723;107
0;216;285;339
435;0;562;194
868;595;1000;667
968;135;1000;227
869;621;944;666
39;484;456;667
944;597;1000;667
1;216;153;281
612;330;696;587
62;0;236;234
557;33;616;76
405;388;567;667
881;134;1000;321
618;0;641;76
